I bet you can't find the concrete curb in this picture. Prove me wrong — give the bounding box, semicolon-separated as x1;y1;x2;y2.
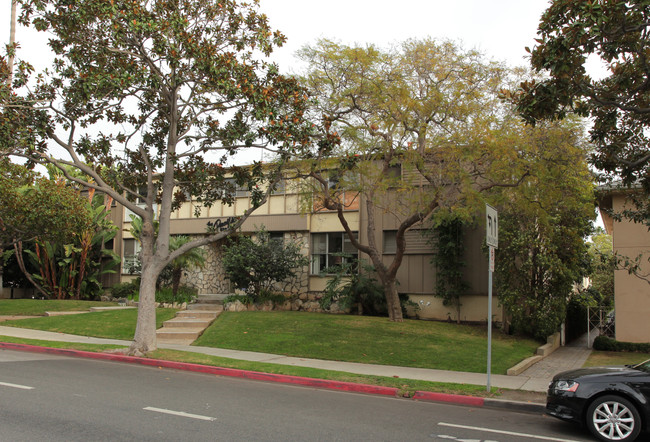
0;341;546;413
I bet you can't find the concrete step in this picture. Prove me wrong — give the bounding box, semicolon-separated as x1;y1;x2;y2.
187;303;224;311
162;318;213;328
175;310;218;320
196;294;229;304
156;328;205;341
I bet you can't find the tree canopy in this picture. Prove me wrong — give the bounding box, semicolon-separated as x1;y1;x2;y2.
513;0;650;219
493;118;595;340
296;39;542;321
0;161;93;248
2;0;311;353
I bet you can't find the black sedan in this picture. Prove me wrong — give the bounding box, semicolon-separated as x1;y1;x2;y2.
547;359;650;441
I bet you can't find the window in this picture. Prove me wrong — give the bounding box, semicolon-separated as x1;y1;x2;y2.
122;239;141;274
382;229;431;254
383;231;397;254
269;231;284;244
271;179;286;195
311;232;358;274
224;178;250;197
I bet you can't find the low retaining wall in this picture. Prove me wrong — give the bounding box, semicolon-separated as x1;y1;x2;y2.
507;332;561;376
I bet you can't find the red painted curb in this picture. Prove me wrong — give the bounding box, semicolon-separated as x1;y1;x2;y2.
412;390;485;406
0;342;399;397
0;341;494;408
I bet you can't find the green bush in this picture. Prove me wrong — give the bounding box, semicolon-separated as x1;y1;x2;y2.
223;294;253;306
155;285;197;304
320;260;415;317
593;336;650;353
110;281;138;299
222;227;308;300
224;290;288;307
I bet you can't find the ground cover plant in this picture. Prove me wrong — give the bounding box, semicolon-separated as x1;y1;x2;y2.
2;308;176;340
193;311;539;374
0;299;117;316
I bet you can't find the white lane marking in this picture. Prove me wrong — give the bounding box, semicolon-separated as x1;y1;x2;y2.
143;406;216;421
0;381;34;390
438;422;580;442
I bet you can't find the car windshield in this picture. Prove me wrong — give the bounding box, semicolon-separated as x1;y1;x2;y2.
633;359;650;373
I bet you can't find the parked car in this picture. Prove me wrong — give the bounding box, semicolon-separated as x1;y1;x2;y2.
546;359;650;441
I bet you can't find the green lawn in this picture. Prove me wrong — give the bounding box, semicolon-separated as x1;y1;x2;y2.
0;299;117;315
193;311;539;375
2;308;177;340
584;351;650;367
0;335;505;397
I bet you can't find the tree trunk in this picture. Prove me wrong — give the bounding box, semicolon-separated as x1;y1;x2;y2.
130;264;158;354
13;241;49;298
129;227;158;355
383;279;403;322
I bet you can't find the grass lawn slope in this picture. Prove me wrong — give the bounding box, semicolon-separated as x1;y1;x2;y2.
0;299;117;316
193;311;539;374
2;308;177;340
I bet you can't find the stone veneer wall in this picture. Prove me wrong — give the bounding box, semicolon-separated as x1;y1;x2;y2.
274;231;309;295
181;232;310;296
182;239;231;294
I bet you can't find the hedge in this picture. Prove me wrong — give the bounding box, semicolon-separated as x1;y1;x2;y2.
593;335;650;353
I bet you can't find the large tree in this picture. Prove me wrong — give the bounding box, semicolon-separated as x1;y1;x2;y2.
513;0;650;220
493;118;595;340
2;0;310;353
296;39;534;322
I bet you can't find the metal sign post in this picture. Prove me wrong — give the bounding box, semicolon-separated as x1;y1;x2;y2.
485;204;498;392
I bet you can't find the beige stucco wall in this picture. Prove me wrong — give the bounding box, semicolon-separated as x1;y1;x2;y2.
406;293;502;323
611;194;650;343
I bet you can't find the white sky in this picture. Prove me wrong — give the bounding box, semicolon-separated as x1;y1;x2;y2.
2;0;553;73
258;0;552;73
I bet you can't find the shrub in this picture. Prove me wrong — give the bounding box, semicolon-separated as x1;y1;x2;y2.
222;227;308;300
320;260;415;317
110;281;138;299
155;285;197;305
593;336;650;353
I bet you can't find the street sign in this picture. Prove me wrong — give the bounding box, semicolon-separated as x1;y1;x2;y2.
489;246;495;273
485;204;498;249
485;204;498;392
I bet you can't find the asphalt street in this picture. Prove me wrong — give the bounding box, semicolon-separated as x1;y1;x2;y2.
0;348;607;442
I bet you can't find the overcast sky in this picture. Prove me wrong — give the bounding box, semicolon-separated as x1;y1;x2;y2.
2;0;553;73
258;0;552;73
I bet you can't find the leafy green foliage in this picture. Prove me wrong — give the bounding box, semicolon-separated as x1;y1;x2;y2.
110;281;139;299
492;120;595;340
2;0;313;350
513;0;650;221
0;162;94;247
155;285;197;305
319;259;386;315
427;215;469;323
222;227;308;300
165;235;205;299
593;336;650;353
584;230;615;307
297;38;525;322
23;192;120;300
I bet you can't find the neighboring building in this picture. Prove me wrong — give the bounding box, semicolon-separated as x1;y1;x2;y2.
110;169;500;323
599;187;650;343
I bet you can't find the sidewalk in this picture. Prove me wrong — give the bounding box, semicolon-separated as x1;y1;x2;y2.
0;324;591;393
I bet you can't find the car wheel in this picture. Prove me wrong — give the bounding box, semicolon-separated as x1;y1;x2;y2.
586;395;641;441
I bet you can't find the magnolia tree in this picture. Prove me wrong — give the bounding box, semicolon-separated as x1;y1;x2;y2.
1;0;311;354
